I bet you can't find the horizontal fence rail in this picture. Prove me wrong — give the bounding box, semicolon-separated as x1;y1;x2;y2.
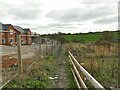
69;55;87;89
71;68;81;89
69;51;105;90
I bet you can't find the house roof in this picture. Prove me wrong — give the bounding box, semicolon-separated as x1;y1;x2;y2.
0;23;32;33
2;24;11;30
13;26;24;33
23;28;31;33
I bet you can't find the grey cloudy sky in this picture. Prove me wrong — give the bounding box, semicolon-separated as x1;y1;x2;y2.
0;0;119;34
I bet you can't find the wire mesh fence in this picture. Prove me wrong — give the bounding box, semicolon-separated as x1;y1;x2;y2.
0;35;58;88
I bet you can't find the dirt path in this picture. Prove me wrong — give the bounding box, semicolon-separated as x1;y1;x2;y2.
49;45;68;88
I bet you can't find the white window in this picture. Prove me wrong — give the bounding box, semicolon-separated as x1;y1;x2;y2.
2;39;6;44
10;29;14;34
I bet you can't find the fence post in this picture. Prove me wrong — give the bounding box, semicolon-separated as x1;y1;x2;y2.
39;35;41;59
17;34;23;75
51;39;53;53
45;38;48;55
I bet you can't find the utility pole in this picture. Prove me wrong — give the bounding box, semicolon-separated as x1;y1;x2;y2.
17;34;23;75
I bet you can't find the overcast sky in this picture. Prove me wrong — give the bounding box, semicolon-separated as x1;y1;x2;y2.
0;0;119;34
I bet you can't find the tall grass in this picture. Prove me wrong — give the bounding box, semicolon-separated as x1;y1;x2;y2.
71;43;118;88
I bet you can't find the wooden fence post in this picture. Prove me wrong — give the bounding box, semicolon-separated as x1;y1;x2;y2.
45;38;48;55
17;34;23;75
39;35;41;59
51;39;53;53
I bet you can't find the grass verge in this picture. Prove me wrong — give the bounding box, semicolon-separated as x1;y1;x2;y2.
2;54;58;89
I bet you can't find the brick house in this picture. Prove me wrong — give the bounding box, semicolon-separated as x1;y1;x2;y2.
0;22;32;45
13;26;26;45
23;29;32;45
0;23;2;44
2;24;19;45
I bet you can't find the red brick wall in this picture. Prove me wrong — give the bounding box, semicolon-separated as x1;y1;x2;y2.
1;26;32;45
26;31;32;45
2;25;19;45
21;32;26;45
14;30;21;45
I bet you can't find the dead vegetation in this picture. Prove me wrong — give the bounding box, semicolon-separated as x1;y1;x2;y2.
68;42;119;88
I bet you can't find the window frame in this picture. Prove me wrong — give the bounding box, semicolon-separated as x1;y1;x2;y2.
2;38;6;44
10;29;14;35
10;38;14;42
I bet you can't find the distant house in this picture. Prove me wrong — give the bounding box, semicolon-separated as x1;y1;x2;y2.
31;32;39;44
23;28;32;45
0;22;32;46
0;22;2;44
13;26;26;44
1;24;18;45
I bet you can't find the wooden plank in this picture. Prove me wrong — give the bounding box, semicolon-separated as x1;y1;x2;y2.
69;51;105;90
71;68;81;89
69;55;88;90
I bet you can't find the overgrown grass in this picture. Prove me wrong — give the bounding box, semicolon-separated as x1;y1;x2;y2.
72;44;118;88
66;61;77;88
64;48;77;88
3;47;78;89
3;54;58;89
